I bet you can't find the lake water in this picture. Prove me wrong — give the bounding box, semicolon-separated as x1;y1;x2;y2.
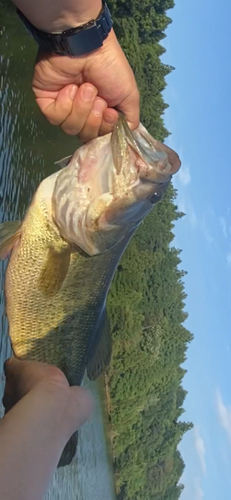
0;2;116;498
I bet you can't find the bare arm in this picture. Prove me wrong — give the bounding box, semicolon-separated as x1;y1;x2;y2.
0;359;92;500
11;0;102;31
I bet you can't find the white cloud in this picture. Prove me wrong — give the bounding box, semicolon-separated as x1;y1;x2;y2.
175;193;215;244
193;426;206;474
170;144;191;188
206;234;214;245
169;144;215;242
165;139;190;188
202;228;214;245
176;196;186;216
216;390;231;444
201;216;214;245
227;252;231;268
177;163;191;186
219;216;228;238
188;203;197;229
195;482;204;500
176;192;197;229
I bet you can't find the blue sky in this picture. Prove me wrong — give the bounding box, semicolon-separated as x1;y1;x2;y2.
161;1;231;499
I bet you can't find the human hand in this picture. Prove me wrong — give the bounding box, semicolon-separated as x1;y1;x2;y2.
3;357;92;429
0;358;93;500
32;30;140;141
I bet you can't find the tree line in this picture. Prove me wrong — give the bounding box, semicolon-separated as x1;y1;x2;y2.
106;1;193;499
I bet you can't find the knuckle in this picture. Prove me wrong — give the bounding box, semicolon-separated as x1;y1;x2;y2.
61;124;79;136
46;104;73;126
47;116;62;126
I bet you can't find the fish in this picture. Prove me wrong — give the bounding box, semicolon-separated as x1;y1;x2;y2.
0;114;181;466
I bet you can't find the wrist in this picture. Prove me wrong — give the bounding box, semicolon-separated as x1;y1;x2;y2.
17;1;112;57
13;0;102;32
44;0;103;33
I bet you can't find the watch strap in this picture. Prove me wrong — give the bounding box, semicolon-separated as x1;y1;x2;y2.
17;2;113;56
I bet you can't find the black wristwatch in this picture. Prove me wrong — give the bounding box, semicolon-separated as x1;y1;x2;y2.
17;1;113;57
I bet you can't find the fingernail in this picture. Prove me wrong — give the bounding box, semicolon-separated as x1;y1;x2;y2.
127;121;134;130
69;85;77;101
82;85;96;102
92;98;106;117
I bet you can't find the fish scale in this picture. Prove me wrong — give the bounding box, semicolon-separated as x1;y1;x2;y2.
0;114;181;467
5;197;123;385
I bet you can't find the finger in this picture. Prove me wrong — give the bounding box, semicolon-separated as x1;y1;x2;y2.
3;358;20;412
78;97;107;142
3;357;68;412
60;83;98;136
117;86;140;130
4;357;63;387
4;356;14;376
99;108;119;136
34;84;78;126
3;360;13;412
67;386;94;432
4;356;24;382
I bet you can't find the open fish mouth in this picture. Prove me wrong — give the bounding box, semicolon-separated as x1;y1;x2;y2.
52;114;181;256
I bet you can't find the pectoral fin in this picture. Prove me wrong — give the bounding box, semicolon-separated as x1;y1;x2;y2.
87;310;112;381
38;246;71;296
0;221;21;259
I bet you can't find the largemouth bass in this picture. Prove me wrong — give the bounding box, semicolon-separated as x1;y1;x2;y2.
0;114;180;466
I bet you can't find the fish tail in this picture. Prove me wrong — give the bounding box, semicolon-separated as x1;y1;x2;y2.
57;431;78;468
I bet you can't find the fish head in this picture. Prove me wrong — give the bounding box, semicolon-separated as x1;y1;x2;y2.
52;114;181;255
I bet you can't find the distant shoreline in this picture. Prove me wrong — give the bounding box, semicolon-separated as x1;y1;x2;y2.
101;373;115;460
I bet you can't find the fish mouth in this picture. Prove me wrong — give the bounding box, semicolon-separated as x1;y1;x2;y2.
83;113;181;239
113;112;181;180
53;114;181;256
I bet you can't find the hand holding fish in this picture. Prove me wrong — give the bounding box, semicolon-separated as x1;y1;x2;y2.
12;0;140;141
0;357;92;500
32;30;140;141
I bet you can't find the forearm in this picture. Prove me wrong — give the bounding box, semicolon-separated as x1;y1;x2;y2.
11;0;102;31
0;381;73;500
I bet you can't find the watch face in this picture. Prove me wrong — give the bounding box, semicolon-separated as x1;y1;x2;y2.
59;27;106;57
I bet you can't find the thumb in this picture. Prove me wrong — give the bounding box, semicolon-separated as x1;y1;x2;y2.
118;86;140;131
67;386;94;432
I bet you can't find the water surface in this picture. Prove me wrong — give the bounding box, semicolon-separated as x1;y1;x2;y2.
0;3;115;498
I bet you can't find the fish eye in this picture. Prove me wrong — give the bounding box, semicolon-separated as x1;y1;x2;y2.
149;192;162;204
